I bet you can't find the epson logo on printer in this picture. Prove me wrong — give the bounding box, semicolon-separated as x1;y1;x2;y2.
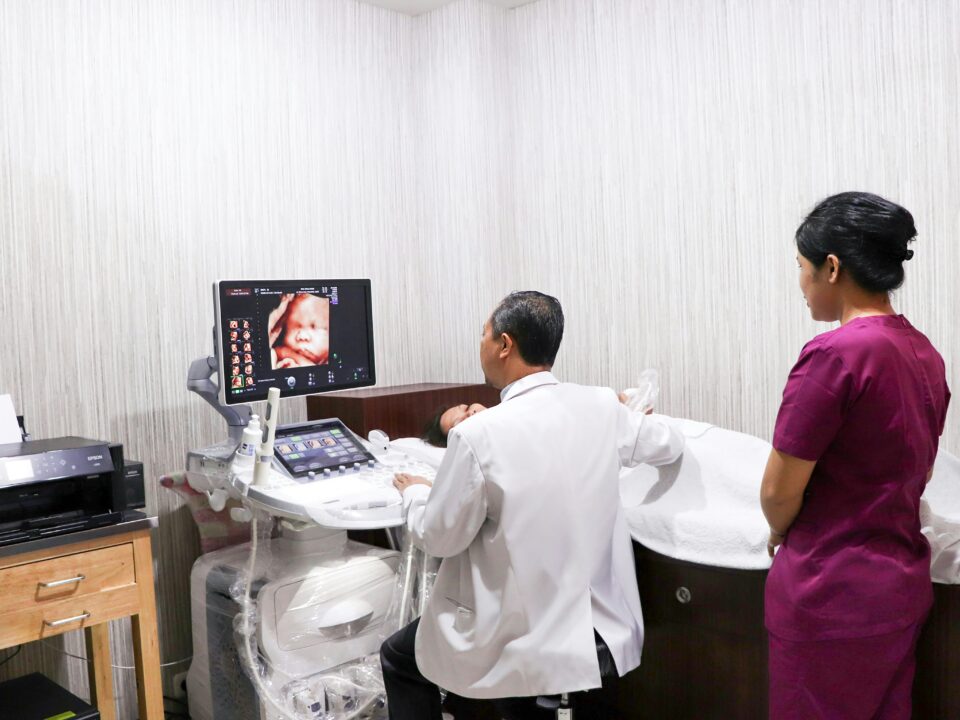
87;455;104;461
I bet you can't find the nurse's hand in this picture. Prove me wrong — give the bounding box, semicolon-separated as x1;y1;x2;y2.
767;529;786;557
394;473;432;493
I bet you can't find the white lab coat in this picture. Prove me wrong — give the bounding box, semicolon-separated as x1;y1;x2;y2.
401;371;684;699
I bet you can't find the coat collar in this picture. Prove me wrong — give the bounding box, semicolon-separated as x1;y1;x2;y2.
500;371;559;403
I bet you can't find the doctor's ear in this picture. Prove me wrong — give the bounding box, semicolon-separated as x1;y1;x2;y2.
499;333;514;358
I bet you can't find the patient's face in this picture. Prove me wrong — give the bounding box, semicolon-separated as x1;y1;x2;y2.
440;403;487;434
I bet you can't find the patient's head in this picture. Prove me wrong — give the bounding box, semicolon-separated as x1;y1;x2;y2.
423;403;487;447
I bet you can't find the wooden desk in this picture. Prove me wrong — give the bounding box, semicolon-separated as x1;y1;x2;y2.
0;519;164;720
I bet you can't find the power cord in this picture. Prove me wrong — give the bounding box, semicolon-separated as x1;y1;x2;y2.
0;645;21;668
38;639;191;671
38;640;194;718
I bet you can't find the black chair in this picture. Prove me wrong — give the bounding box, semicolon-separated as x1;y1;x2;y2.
508;634;617;720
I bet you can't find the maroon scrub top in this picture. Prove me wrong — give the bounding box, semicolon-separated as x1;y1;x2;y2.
766;315;950;641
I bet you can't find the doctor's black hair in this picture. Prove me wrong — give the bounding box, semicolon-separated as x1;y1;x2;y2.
795;192;917;293
490;291;564;367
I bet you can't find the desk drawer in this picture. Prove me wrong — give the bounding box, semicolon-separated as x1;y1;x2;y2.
0;543;136;616
0;584;140;647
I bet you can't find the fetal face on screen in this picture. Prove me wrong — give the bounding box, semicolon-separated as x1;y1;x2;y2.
271;293;330;369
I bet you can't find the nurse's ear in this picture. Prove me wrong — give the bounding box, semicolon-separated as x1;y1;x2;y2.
825;254;842;284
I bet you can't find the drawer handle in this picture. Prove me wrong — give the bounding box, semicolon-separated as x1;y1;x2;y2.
39;575;86;589
44;611;91;628
675;586;692;604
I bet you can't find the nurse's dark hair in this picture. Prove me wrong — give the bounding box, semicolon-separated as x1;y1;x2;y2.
795;192;917;293
422;405;451;448
490;291;564;367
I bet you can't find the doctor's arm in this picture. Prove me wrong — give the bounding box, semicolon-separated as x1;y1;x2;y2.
616;402;685;468
760;449;815;556
399;431;487;558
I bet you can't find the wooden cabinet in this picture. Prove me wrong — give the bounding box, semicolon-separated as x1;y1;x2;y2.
306;382;501;440
915;583;960;718
612;545;769;719
0;523;164;720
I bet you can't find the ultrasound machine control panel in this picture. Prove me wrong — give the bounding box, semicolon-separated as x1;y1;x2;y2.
230;418;437;530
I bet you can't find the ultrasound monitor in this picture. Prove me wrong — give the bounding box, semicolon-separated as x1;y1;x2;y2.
214;279;375;405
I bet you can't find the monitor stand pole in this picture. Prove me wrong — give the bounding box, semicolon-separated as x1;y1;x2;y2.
187;355;252;444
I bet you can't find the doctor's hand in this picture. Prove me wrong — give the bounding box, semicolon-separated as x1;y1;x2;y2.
393;473;432;493
618;392;655;415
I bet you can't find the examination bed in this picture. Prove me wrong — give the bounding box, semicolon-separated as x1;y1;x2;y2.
392;419;960;719
302;387;960;719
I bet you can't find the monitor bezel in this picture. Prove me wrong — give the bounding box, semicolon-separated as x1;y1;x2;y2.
213;279;376;406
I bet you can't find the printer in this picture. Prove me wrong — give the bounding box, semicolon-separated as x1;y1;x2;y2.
0;437;145;547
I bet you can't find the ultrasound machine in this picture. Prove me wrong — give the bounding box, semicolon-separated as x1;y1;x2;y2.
184;280;438;720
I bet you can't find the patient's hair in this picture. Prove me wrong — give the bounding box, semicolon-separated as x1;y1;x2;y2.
422;405;451;448
795;192;917;293
490;291;564;367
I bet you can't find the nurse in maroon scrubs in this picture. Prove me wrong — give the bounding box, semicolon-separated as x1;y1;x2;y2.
761;192;950;720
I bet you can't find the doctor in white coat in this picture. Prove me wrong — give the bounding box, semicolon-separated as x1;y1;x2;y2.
380;291;684;719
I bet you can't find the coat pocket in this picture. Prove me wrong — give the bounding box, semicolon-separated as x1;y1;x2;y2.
445;595;475;633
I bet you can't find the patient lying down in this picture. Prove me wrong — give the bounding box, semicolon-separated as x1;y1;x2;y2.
421;403;488;448
421;393;650;448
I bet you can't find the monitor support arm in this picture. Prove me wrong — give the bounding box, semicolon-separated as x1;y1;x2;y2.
188;356;251;443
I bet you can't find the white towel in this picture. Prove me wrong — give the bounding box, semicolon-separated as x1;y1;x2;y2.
922;450;960;585
621;419;960;583
620;420;773;570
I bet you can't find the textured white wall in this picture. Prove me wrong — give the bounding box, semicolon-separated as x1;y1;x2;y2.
414;0;960;444
495;0;960;447
0;1;418;716
1;0;958;717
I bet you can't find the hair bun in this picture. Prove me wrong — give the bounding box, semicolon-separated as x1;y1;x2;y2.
903;249;915;261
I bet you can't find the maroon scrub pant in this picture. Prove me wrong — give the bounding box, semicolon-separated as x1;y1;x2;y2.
768;621;925;720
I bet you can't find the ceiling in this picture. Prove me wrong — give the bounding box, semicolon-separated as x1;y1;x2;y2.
358;0;537;15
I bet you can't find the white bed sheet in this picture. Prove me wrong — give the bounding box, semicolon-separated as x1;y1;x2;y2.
619;420;772;570
388;429;960;583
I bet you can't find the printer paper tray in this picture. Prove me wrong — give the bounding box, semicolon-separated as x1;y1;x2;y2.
0;511;123;547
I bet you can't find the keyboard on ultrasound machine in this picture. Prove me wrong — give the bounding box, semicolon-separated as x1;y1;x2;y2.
243;450;439;529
